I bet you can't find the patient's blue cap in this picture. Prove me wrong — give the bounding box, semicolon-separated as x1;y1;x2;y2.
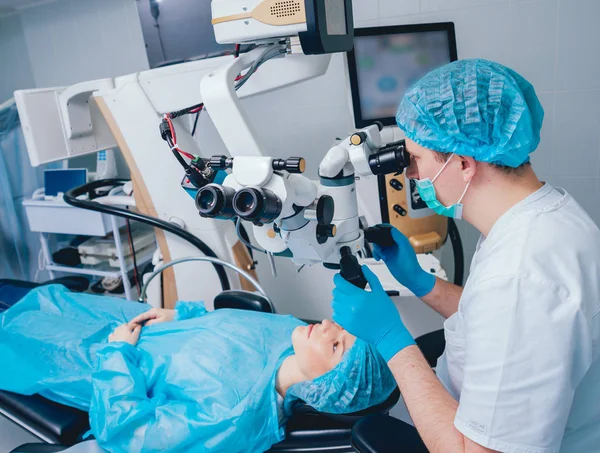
284;338;396;415
396;59;544;168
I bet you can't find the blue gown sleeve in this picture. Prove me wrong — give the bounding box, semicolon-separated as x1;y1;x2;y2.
173;301;207;321
90;342;214;453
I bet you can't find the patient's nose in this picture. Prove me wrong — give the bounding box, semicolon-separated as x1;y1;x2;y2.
321;319;336;336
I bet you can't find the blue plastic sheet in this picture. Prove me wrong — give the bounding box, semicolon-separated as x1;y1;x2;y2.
0;286;395;453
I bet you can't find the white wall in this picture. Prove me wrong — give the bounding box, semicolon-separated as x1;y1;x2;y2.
18;0;149;88
136;0;227;67
0;13;35;103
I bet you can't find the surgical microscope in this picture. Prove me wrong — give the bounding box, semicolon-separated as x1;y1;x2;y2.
179;124;410;288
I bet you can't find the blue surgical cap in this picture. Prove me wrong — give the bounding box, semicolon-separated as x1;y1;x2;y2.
284;338;396;415
396;59;544;168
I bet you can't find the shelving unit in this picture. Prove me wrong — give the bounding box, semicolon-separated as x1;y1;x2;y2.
24;197;155;301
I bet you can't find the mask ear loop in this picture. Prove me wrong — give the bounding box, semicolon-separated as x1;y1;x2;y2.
456;155;476;204
431;153;455;183
433;153;471;208
457;178;472;204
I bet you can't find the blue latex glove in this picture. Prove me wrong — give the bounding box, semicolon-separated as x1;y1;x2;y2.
372;225;436;297
332;266;415;362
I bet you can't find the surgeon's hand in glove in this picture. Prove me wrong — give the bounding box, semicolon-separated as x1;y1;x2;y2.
130;308;175;327
372;224;436;298
332;266;415;362
108;323;142;346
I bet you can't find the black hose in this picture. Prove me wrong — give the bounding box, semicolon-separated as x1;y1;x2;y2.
63;179;231;291
447;218;464;286
235;219;254;259
191;111;200;137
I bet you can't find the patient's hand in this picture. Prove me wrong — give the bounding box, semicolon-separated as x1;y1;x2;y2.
109;323;142;346
130;308;175;327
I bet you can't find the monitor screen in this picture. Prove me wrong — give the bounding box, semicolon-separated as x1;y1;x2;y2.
44;169;88;197
347;23;457;128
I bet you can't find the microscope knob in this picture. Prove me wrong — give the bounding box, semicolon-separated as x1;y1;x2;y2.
350;132;367;146
287;157;305;173
272;157;306;174
316;195;335;225
389;178;403;191
316;224;337;244
393;204;407;217
209;155;233;170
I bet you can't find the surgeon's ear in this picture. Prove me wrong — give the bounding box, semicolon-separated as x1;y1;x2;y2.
460;156;477;182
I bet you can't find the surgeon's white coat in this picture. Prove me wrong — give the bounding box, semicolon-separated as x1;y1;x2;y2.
436;183;600;453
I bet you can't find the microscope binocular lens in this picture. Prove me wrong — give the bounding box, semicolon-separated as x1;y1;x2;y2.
195;184;236;219
233;187;282;224
368;139;411;176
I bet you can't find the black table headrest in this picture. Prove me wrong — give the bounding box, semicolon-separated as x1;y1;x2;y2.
214;290;274;313
0;390;89;446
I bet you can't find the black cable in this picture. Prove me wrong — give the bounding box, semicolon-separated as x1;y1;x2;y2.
125;219;140;294
191;111;200;137
447;218;465;286
235;218;267;254
170;103;203;119
234;219;254;259
154;18;167;63
64;179;231;292
165;135;190;170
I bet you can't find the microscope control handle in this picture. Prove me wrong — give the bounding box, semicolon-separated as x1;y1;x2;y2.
339;247;368;289
364;225;396;248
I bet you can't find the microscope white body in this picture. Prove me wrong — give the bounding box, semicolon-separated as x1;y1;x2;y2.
217;124;386;265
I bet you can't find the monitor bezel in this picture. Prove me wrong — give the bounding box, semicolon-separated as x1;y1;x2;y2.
347;22;458;129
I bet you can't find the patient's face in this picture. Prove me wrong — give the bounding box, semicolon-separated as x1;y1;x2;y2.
292;319;357;380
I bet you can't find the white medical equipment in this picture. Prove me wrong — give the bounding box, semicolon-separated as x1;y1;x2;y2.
77;223;155;268
194;123;410;266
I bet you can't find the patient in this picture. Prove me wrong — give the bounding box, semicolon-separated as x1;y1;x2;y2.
0;285;395;453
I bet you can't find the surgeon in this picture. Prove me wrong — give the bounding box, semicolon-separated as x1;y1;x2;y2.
332;59;600;453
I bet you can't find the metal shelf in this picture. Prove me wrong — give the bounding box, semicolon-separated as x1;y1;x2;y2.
45;249;155;279
36;209;156;301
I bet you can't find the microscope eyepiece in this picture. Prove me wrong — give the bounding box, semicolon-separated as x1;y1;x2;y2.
368;139;411;176
233;187;282;225
196;184;236;220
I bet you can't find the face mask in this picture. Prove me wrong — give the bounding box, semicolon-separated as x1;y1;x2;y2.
414;154;471;220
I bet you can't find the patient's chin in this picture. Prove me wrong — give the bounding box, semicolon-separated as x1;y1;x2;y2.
291;326;304;350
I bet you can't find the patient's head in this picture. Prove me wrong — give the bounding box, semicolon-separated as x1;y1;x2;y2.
291;319;356;379
286;320;396;415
